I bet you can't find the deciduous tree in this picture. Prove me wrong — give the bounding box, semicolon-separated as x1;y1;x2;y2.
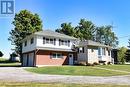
8;10;42;61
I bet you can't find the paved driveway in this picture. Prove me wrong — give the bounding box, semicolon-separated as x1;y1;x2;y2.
0;67;130;85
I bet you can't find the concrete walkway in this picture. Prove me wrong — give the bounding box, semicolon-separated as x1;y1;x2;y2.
0;67;130;85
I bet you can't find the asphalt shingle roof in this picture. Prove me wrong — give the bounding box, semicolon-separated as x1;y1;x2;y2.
35;30;76;40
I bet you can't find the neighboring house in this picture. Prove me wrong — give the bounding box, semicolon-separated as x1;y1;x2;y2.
77;40;114;64
22;30;77;67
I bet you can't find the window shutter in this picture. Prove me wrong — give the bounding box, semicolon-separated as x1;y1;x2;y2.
82;47;84;53
59;39;61;46
43;37;45;44
68;40;70;47
54;38;56;45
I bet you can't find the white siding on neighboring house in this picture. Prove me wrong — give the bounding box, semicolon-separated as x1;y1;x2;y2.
98;47;112;63
87;46;99;63
77;47;87;61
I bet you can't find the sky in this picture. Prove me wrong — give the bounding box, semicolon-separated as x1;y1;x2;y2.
0;0;130;58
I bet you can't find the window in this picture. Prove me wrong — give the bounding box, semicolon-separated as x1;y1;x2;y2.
91;49;94;52
65;41;67;46
59;39;70;46
102;48;106;55
30;38;34;44
24;41;27;47
79;47;84;53
61;40;64;45
50;39;54;44
51;53;63;59
98;48;101;55
46;38;49;44
43;37;55;45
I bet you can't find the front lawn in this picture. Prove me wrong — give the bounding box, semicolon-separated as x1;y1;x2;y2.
97;65;130;72
25;66;130;76
0;82;129;87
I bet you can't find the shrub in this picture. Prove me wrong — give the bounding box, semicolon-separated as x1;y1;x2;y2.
79;62;87;66
74;61;87;66
107;62;112;65
86;62;93;66
93;62;99;65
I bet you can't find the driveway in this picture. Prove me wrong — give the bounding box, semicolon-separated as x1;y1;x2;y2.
0;67;130;85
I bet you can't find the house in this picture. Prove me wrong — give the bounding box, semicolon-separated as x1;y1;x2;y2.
77;40;114;65
22;30;77;67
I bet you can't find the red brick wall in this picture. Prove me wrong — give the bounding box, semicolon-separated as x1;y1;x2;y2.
36;50;70;65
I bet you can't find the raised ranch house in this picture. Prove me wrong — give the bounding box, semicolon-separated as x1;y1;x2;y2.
77;40;114;65
21;30;114;67
22;30;77;67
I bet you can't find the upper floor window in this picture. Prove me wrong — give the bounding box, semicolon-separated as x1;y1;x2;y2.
30;38;34;44
78;47;84;53
43;37;55;45
46;38;49;44
59;39;70;47
24;41;27;47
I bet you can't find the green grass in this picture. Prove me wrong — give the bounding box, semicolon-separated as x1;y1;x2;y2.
0;63;21;67
0;58;21;67
97;65;130;72
0;82;129;87
25;66;129;76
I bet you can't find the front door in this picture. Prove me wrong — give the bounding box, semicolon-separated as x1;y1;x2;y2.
69;54;73;65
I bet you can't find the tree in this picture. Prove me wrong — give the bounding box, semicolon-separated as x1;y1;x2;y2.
0;51;3;57
76;19;96;40
96;25;118;47
117;47;127;64
8;10;42;61
55;19;118;47
55;23;75;36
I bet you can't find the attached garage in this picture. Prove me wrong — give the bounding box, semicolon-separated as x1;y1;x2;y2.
22;52;34;67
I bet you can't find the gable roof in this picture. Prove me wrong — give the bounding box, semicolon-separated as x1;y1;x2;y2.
34;30;76;40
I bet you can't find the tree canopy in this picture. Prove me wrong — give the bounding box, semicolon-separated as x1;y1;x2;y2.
0;51;3;57
117;47;127;64
8;10;43;59
56;19;118;47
